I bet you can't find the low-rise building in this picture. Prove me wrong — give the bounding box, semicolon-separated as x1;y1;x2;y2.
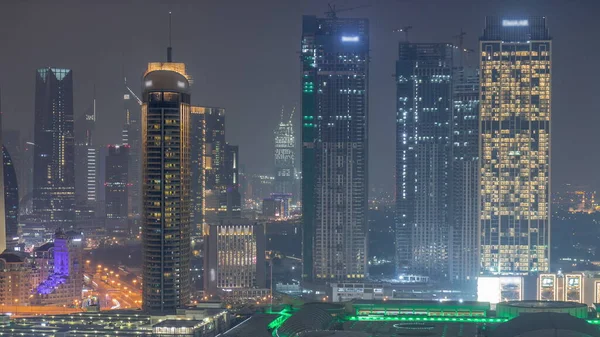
203;220;266;298
31;230;84;306
0;252;32;306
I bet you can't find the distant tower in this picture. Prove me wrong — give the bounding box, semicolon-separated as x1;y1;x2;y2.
190;106;240;227
222;143;241;219
480;17;552;274
301;15;369;282
274;107;295;197
33;68;75;228
141;47;192;313
3;146;19;250
123;77;142;226
0;93;6;251
76;91;97;205
105;145;129;235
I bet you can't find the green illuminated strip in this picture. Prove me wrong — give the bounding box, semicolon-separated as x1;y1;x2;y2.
345;316;508;324
267;308;294;333
344;316;600;325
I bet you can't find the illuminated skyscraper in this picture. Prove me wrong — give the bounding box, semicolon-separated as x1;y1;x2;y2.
33;68;75;228
449;66;480;284
274;108;295;196
395;43;453;279
141;59;192;314
479;17;551;274
3;146;19;250
301;15;369;282
123;80;142;225
105;145;129;235
222;144;241;219
75;94;96;204
0;95;6;251
190;107;240;229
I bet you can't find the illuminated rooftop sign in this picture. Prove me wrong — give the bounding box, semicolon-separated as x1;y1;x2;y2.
502;19;529;27
341;36;359;42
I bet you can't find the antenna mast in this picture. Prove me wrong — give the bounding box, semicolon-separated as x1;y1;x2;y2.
93;84;96;121
167;12;173;62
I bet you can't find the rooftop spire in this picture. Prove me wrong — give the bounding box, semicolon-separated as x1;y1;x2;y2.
167;12;173;62
93;84;96;122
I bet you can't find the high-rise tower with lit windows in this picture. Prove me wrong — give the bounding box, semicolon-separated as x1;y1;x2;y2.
479;16;551;274
274;108;295;197
301;15;369;282
395;43;453;280
141;58;192;313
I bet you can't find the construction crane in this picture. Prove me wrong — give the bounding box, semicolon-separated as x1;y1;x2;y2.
453;29;474;66
393;26;413;42
454;28;466;51
124;77;142;106
325;3;370;18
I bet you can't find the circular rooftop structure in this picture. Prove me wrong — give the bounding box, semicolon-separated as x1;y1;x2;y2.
490;312;600;337
497;301;588;319
142;70;190;96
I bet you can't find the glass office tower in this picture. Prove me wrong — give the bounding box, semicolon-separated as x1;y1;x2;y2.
479;17;551;274
301;15;369;282
33;68;75;228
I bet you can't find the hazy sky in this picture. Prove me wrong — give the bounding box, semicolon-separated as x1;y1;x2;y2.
1;0;598;194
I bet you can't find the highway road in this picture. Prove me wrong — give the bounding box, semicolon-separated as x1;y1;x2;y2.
86;265;143;310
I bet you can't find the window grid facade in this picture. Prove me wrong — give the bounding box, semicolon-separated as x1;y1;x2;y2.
395;43;453;280
449;66;480;284
479;16;551;274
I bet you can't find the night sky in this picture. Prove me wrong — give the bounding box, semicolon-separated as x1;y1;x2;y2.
0;0;598;194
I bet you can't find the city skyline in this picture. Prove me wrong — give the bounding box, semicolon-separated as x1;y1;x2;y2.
3;2;600;335
1;0;598;193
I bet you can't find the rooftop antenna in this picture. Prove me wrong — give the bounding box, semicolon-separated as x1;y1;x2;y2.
167;11;173;62
93;84;96;121
280;105;285;123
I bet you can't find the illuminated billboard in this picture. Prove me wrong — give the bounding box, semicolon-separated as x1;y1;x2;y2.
539;274;557;301
500;277;523;302
478;276;523;304
565;274;583;303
